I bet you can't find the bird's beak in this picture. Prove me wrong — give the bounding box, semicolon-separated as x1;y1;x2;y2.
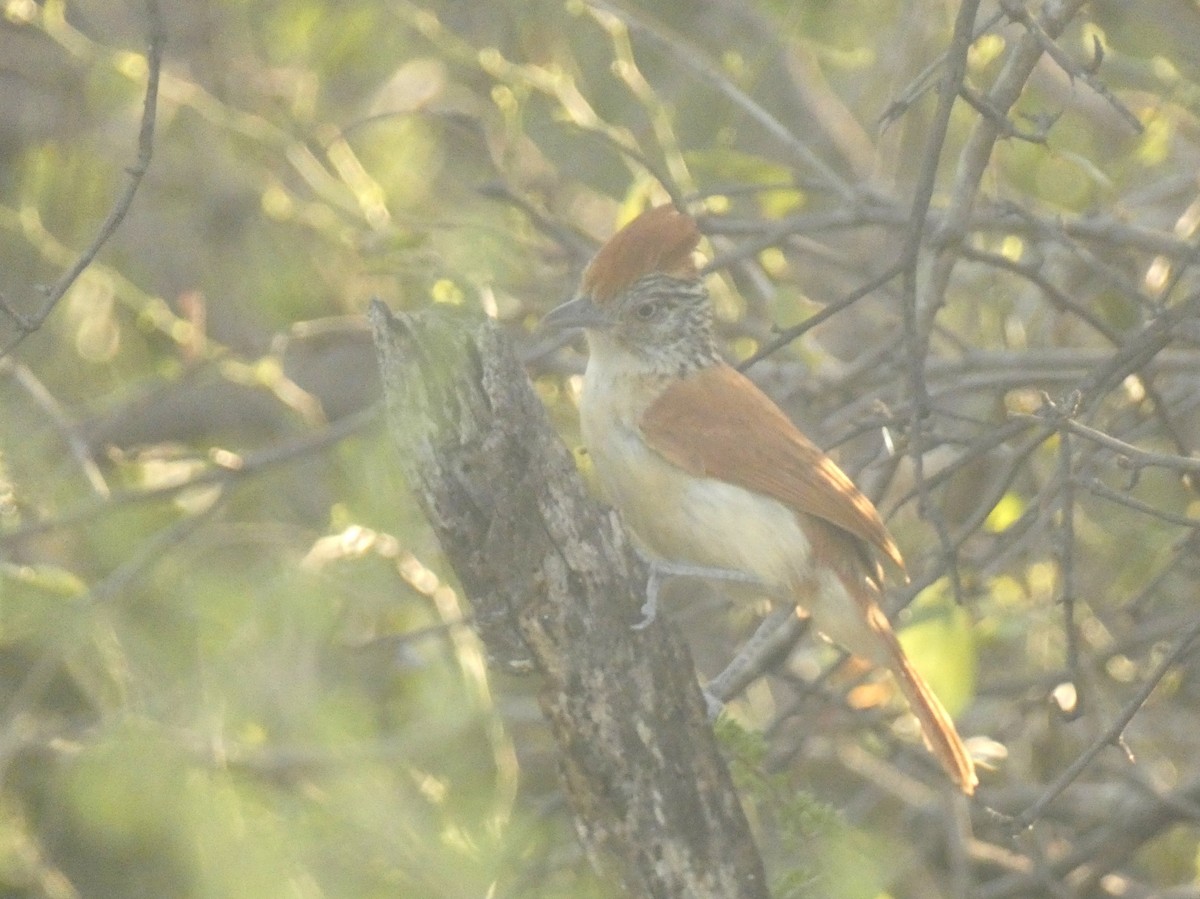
540;295;611;332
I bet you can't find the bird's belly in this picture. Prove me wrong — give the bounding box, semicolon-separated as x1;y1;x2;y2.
590;433;882;661
586;422;811;592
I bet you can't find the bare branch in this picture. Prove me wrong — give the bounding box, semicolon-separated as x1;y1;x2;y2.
1;359;110;497
1012;413;1200;475
701;204;1200;261
879;8;1006;128
0;0;164;359
1056;416;1082;719
0;406;378;545
958;245;1122;343
706;606;808;705
958;84;1052;144
997;0;1143;135
936;0;1090;249
0;494;226;787
737;259;906;371
1082;478;1200;529
1010;616;1200;830
586;0;858;203
899;0;983;599
1074;291;1200;413
982;778;1200;898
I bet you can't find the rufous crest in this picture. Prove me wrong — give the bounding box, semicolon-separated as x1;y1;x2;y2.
581;204;700;304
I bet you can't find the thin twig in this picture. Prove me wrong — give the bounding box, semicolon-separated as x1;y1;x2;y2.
997;0;1143;135
982;780;1200;898
705;200;1200;260
1082;478;1200;529
1056;412;1082;719
0;493;226;787
0;405;379;544
706;607;807;705
886;417;1042;516
1;359;110;497
1124;535;1200;619
990;199;1151;310
958;245;1122;344
936;0;1091;247
0;0;164;359
879;8;1006;128
899;0;983;600
737;260;905;371
1011;413;1200;475
585;0;857;203
477;181;598;262
958;84;1051;143
1075;291;1200;414
1011;615;1200;829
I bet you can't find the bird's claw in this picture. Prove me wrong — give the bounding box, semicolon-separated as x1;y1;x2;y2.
632;567;662;630
632;555;774;631
702;688;725;721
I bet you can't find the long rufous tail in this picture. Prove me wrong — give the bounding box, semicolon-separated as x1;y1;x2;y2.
792;501;977;792
814;598;978;793
882;627;978;795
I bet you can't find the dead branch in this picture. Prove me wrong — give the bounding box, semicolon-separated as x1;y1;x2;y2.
0;0;164;359
368;301;769;899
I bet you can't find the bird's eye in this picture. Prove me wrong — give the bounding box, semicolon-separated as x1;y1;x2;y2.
634;300;659;320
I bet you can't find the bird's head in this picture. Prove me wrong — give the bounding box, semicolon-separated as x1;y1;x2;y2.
542;205;718;376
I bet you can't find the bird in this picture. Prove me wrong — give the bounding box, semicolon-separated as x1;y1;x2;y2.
541;203;978;795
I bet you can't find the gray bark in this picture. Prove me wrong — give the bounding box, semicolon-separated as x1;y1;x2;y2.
369;301;769;899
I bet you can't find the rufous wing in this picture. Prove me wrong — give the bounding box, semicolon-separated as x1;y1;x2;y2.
642;364;979;792
639;362;905;575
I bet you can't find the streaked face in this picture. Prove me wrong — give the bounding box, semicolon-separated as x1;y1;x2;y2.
562;273;716;377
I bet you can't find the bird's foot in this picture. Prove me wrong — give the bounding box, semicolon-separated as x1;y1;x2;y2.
632;553;769;630
701;687;725;722
632;563;664;630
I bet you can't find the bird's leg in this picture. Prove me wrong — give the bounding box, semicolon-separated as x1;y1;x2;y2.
632;552;772;629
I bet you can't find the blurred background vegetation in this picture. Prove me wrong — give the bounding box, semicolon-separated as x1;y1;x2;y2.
2;0;1200;896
